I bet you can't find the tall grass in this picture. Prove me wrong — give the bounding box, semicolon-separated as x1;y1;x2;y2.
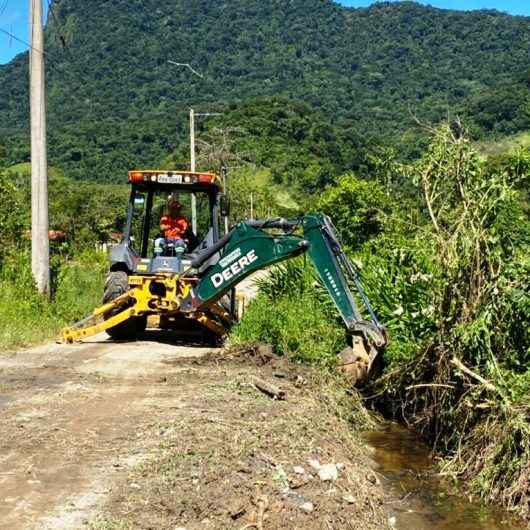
0;250;107;351
231;259;346;366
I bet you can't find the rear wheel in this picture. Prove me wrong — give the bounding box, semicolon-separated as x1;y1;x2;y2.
103;271;146;340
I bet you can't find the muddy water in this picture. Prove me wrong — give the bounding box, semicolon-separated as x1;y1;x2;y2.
363;423;527;530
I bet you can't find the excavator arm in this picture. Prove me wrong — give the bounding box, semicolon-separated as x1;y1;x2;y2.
182;214;387;378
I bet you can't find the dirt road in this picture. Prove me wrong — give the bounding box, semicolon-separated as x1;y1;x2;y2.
0;333;390;530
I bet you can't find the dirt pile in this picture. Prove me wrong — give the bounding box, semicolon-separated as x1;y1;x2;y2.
90;344;390;529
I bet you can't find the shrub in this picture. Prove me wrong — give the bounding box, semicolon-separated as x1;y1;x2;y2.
368;123;530;517
231;259;345;366
316;173;394;249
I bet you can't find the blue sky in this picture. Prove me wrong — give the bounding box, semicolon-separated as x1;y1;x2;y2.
1;1;529;65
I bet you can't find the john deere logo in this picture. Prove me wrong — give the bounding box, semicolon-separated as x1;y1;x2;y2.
211;249;258;288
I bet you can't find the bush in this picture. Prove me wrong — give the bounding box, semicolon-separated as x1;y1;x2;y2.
367;123;530;517
355;234;438;367
316;173;394;249
0;172;26;263
231;259;345;366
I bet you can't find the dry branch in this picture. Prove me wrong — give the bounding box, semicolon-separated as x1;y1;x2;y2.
406;383;456;390
450;357;498;393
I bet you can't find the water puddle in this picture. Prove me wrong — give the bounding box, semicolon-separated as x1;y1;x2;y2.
363;423;526;530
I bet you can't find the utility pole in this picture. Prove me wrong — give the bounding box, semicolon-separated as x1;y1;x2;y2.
29;0;50;295
188;109;223;235
189;108;197;235
167;61;203;235
221;166;229;234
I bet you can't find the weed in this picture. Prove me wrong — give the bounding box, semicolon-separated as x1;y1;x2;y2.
231;260;345;366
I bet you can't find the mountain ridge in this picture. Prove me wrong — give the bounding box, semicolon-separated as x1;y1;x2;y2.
1;0;529;180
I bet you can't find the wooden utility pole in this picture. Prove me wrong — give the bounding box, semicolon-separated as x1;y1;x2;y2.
189;108;197;235
29;0;50;295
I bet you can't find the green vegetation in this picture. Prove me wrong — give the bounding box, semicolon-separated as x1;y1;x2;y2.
477;131;530;158
233;124;530;518
0;169;120;350
232;259;346;365
1;1;530;180
0;0;529;519
371;126;530;517
0;250;107;350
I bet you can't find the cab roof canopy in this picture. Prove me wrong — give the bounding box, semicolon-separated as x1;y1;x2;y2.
128;170;221;192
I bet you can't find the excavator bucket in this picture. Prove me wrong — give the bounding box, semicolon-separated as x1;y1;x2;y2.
337;337;372;386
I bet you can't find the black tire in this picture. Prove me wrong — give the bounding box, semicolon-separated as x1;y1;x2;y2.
103;271;144;340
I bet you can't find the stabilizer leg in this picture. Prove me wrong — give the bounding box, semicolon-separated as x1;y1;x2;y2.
60;291;136;343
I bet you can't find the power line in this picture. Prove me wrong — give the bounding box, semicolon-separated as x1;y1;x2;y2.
0;0;9;17
0;1;66;60
0;26;46;56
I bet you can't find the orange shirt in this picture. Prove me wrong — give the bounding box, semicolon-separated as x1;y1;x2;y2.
161;215;189;240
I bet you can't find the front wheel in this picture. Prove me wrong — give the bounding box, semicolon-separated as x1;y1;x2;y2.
103;271;145;340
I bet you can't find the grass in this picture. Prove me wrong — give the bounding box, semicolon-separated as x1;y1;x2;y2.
5;162;67;180
230;260;346;366
0;250;107;351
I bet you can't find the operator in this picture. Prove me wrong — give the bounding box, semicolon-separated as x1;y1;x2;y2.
154;197;190;256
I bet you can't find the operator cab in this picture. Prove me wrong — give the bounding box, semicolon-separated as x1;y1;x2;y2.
110;170;228;275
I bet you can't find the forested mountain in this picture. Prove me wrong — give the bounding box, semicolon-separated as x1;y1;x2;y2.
0;0;529;181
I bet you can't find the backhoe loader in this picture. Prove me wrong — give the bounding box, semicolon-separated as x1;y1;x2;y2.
60;170;387;384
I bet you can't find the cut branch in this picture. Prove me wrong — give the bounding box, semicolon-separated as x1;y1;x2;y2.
450;357;498;393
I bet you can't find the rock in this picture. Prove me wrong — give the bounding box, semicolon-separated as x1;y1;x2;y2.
300;501;314;513
257;343;274;358
228;500;247;520
342;494;355;504
367;473;381;485
308;459;321;471
289;474;311;490
293;466;306;475
318;464;338;482
294;375;307;387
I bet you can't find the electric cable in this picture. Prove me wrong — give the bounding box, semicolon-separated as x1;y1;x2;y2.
0;26;46;56
0;0;9;17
